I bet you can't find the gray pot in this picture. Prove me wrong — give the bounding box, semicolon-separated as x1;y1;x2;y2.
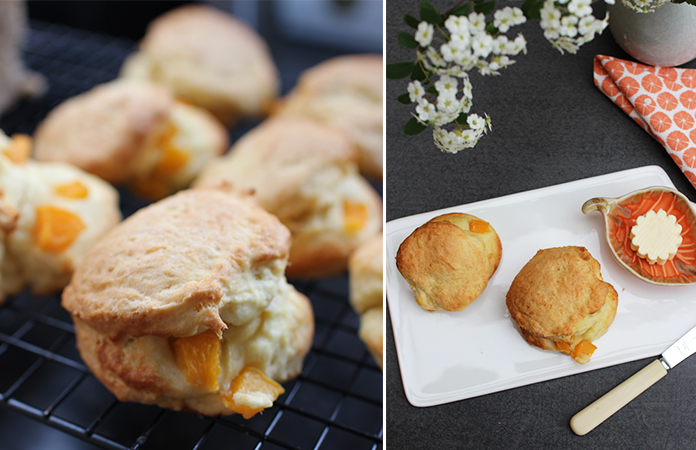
607;0;696;67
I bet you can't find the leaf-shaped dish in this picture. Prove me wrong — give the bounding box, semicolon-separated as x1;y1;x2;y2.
582;186;696;285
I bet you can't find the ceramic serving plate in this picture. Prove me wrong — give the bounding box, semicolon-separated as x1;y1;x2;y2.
385;166;696;407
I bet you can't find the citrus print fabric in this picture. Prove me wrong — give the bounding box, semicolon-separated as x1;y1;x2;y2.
594;55;696;187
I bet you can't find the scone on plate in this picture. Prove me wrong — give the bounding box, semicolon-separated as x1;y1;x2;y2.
506;246;618;364
120;4;279;124
62;188;314;417
0;131;121;305
396;213;502;312
275;54;383;180
348;233;383;369
32;79;228;200
194;116;383;279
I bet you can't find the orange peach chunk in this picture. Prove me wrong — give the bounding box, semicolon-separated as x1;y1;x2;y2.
171;329;221;391
4;134;32;164
469;219;490;234
343;200;367;234
571;340;597;364
34;206;85;253
220;367;285;419
54;181;89;199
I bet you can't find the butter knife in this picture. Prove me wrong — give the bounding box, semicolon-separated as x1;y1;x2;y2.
570;323;696;435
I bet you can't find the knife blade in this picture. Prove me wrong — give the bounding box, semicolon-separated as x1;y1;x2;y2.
570;322;696;436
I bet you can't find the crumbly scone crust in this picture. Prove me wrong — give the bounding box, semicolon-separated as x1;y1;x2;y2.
121;4;279;122
506;246;618;348
194;116;382;279
73;286;313;416
62;189;291;339
276;54;383;179
396;213;501;312
33;80;173;183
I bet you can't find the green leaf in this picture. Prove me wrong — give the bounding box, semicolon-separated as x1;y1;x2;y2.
410;63;426;81
425;86;438;95
473;1;496;15
386;61;415;79
397;93;413;104
522;0;544;20
397;32;419;49
454;112;469;126
404;117;428;136
447;4;471;17
404;14;419;28
420;1;443;26
485;22;498;35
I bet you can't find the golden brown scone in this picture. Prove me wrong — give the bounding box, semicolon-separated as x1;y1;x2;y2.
349;233;383;369
275;54;383;180
62;188;314;417
120;4;279;124
396;213;501;312
0;132;121;305
506;246;618;364
359;306;383;370
194;116;383;279
32;79;228;199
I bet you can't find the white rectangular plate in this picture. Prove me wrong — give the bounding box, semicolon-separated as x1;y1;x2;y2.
386;166;696;407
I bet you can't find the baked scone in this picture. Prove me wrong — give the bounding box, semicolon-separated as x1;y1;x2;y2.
275;54;383;180
62;188;314;417
396;213;502;312
349;233;383;369
506;246;618;364
194;116;383;279
32;79;228;199
120;4;279;124
0;131;121;305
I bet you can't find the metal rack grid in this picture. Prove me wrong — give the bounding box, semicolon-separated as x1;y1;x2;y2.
0;21;383;450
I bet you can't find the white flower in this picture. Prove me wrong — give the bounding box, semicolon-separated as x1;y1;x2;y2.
449;32;471;50
435;75;458;97
493;35;509;55
471;33;494;58
441;42;463;62
425;46;447;68
604;0;615;4
461;76;473;98
407;80;425;102
416;98;435;122
560;15;579;37
505;34;527;55
468;12;486;35
445;15;470;35
468;114;486;129
415;21;434;47
437;95;460;114
494;7;514;33
510;7;527;25
568;0;593;17
540;1;561;23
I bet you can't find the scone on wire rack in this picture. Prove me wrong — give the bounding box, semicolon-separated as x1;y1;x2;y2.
506;246;618;364
194;116;383;279
120;4;279;124
62;188;314;417
396;213;502;312
32;79;228;200
348;233;383;369
275;54;383;180
0;131;121;305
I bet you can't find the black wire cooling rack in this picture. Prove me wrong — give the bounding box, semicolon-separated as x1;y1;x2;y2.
0;20;383;450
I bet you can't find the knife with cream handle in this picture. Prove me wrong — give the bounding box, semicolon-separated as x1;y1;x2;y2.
570;323;696;436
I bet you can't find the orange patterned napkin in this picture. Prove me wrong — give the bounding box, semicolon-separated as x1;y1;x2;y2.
594;54;696;186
